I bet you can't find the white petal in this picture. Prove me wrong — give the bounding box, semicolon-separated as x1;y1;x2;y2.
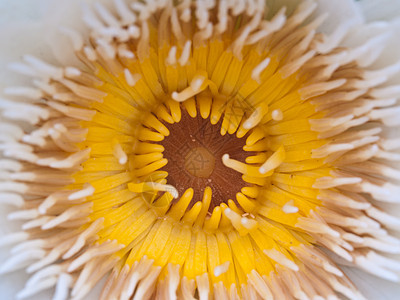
358;0;400;22
341;265;400;300
313;0;364;34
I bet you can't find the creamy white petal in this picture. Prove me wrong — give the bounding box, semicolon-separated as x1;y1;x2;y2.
313;0;364;33
342;265;400;300
357;0;400;22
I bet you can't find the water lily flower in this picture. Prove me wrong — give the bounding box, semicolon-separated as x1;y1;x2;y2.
1;0;400;299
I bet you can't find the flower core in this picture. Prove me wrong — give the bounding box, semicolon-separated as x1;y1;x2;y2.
160;110;251;209
1;0;400;299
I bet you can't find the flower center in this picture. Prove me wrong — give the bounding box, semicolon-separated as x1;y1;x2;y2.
184;147;215;178
160;109;250;210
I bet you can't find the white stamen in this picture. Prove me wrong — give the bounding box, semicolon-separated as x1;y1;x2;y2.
299;79;347;100
23;55;63;80
8;62;37;77
0;232;28;248
166;264;180;300
380;138;400;151
356;33;390;67
0;123;24;142
309;114;354;132
179;41;192;66
342;232;364;244
251;57;271;83
137;21;150;60
22;217;52;230
317;190;370;210
224;208;245;231
312;143;354;159
26;265;62;287
317;116;368;139
0;159;22;171
113;141;128;164
370;106;400;126
180;8;191;22
287;27;317;63
166;46;177;65
98;26;130;41
376;149;400;161
53;273;73;300
83;46;97;61
131;2;152;21
47;148;91;169
0;249;46;274
172;75;207;102
362;237;400;254
118;45;135;59
123;69;141;87
59;27;84;51
120;258;154;300
11;240;45;254
95;2;120;27
231;0;245;16
371;84;400;98
271;109;283;121
64;66;81;77
62;218;104;259
313;177;362;189
216;0;228;34
47;101;96;121
60;78;107;102
17;277;58;299
196;273;210;300
8;209;39;221
69;183;95;201
130;182;179;199
283;200;299;214
41;202;93;230
68;240;124;272
0;181;28;193
231;12;263;57
296;217;340;238
240;216;258;230
365;60;400;81
247;270;274;299
247;9;287;45
114;0;137;25
0;99;50;124
366;207;400;230
171;8;184;43
132;266;162;300
4;86;43;99
264;249;299;271
355;255;399;282
190;77;204;92
0;192;24;207
280;50;316;79
315;20;354;54
214;261;230;277
259;146;285;174
96;39;116;59
127;25;140;38
358;181;400;203
367;251;400;272
82;2;105;30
